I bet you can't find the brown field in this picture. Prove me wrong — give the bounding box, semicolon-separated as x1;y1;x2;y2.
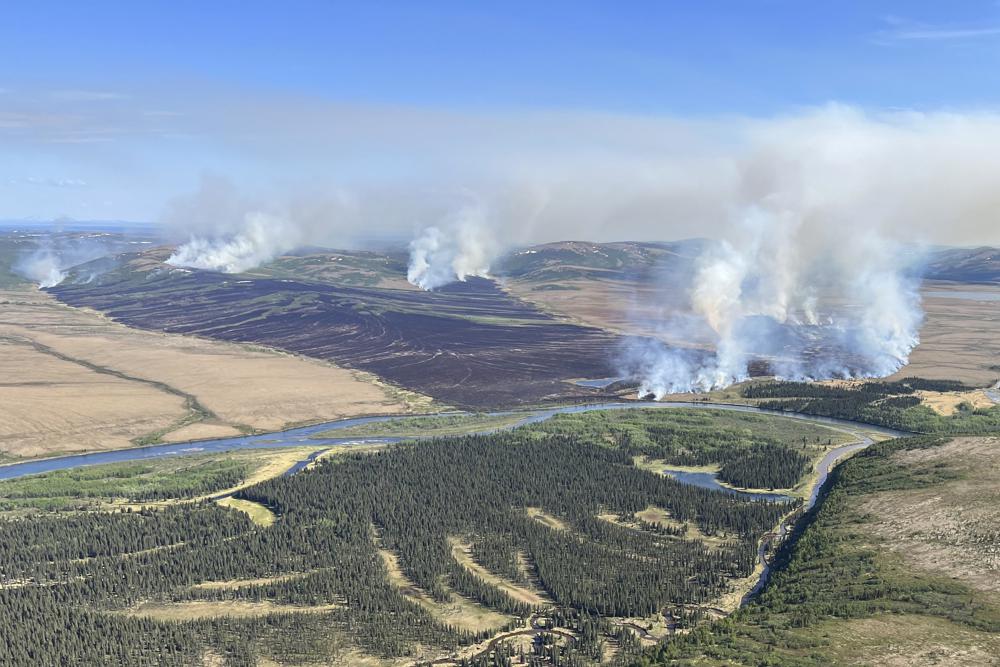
859;436;1000;595
190;572;313;590
126;600;341;621
525;506;569;531
0;336;185;458
812;614;1000;667
889;283;1000;386
511;278;1000;388
0;287;423;459
917;389;995;415
507;277;709;346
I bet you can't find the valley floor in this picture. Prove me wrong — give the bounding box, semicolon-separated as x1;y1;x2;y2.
0;287;424;459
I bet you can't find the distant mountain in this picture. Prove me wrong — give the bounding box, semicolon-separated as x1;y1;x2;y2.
925;246;1000;283
494;239;705;283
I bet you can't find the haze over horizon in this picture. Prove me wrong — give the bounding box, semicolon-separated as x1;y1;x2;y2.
2;1;1000;243
6;1;1000;392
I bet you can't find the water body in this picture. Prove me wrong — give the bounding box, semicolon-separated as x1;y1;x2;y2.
571;377;625;388
282;448;331;476
0;399;903;611
0;401;905;481
661;469;795;503
986;380;1000;405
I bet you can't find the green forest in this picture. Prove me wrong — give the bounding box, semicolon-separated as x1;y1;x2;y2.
0;408;823;666
742;378;1000;433
633;434;1000;666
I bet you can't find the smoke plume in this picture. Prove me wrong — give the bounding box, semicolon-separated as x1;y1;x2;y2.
16;246;66;287
167;212;303;273
624;211;924;397
407;208;496;290
147;106;1000;391
15;233;127;288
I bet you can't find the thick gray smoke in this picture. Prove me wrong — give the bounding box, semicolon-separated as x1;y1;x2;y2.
621;210;924;396
407;208;496;290
14;233;126;288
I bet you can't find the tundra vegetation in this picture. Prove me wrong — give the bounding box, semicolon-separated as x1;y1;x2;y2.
0;408;841;666
635;434;1000;666
743;378;1000;434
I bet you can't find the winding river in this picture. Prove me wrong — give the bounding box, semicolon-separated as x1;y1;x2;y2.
0;401;903;483
0;400;906;609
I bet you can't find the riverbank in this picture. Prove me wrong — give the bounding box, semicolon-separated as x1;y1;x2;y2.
0;400;907;481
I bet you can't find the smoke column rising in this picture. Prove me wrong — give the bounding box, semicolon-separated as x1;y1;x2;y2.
167;212;303;273
407;208;496;290
16;247;66;287
625;208;925;398
148;106;999;388
15;234;129;288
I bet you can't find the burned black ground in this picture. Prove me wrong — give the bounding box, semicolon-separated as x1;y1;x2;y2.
50;253;622;409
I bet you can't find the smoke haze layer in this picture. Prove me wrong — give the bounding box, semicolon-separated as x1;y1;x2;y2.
15;233;132;288
151;105;1000;390
159;105;1000;276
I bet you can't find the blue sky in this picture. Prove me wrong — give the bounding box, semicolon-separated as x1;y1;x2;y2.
2;1;1000;223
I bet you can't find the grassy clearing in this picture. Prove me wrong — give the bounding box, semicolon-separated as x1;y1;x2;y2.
310;411;530;439
633;456;719;475
533;407;854;449
190;572;312;590
448;537;550;607
377;547;510;633
525;506;569;532
216;496;276;527
0;446;327;512
125;600;340;621
0;456;250;511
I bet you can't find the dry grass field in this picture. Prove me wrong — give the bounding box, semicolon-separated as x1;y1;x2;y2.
859;436;1000;595
0;287;423;459
126;600;342;621
817;615;1000;667
377;545;510;634
890;283;1000;386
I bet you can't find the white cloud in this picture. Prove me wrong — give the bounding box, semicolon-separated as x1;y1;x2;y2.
877;16;1000;42
33;177;87;187
49;89;129;102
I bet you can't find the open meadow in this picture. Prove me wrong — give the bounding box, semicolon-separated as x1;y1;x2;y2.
0;286;423;459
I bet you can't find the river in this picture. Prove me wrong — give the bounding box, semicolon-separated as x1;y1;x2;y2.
0;401;904;482
0;399;905;609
